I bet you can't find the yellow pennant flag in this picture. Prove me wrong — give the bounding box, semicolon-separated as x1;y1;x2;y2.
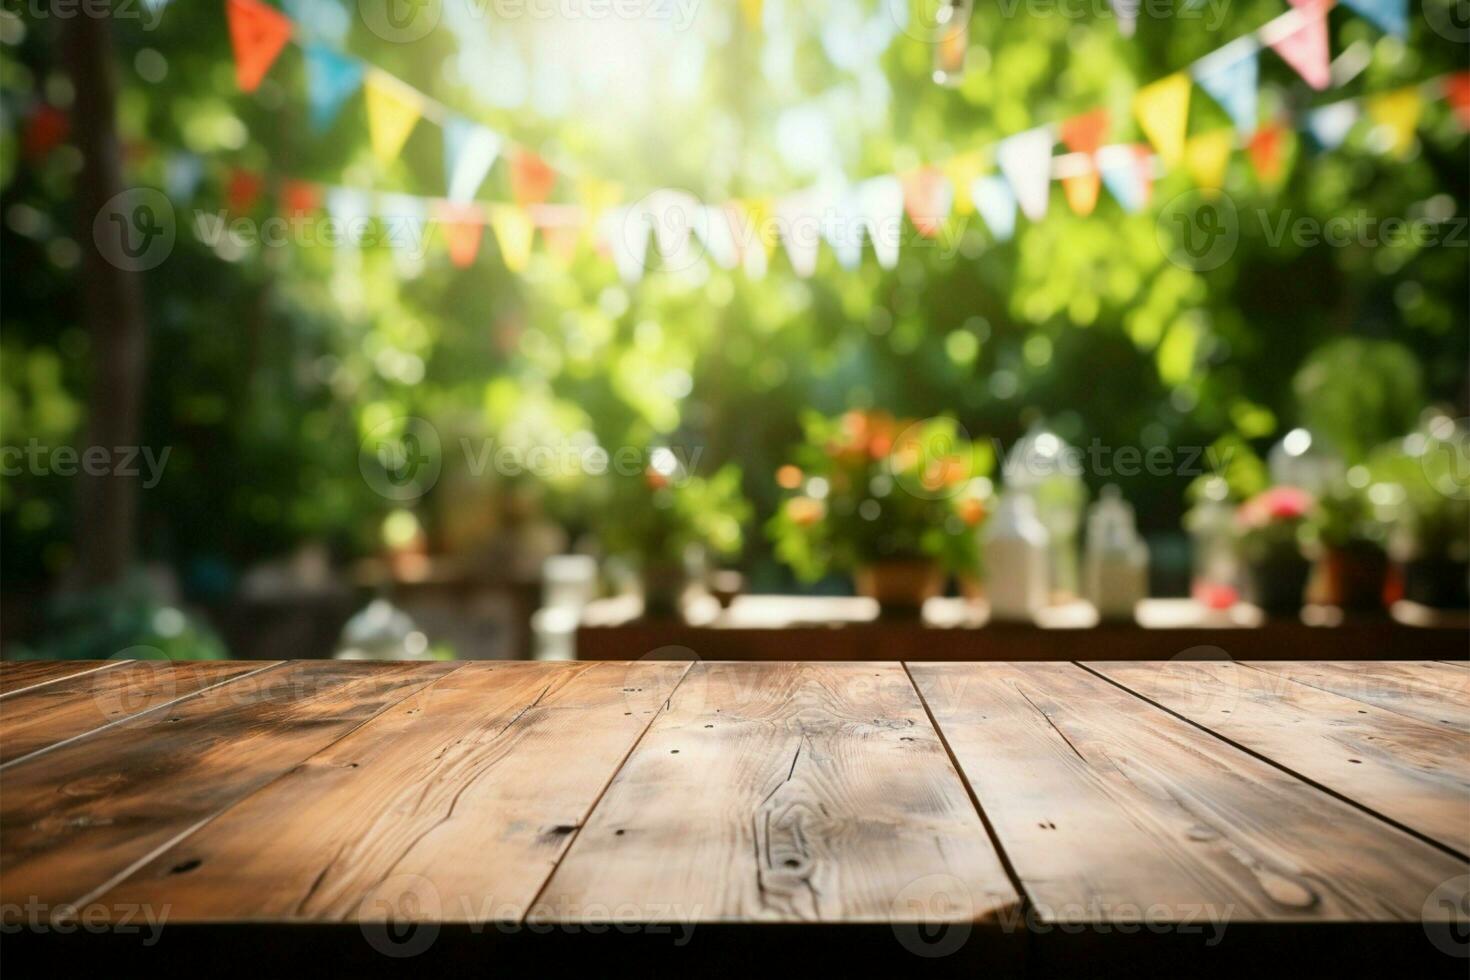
364;72;422;163
489;204;534;273
1184;129;1234;195
739;198;776;257
943;151;986;215
739;0;762;29
1366;87;1423;159
575;176;623;222
1134;73;1192;168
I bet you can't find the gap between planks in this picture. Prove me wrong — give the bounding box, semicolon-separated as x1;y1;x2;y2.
1075;661;1470;863
0;659;127;698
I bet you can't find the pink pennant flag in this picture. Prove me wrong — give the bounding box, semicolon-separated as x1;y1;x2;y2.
1269;0;1333;91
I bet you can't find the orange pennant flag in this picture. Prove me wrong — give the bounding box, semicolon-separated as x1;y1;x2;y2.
281;179;321;218
437;203;485;268
1247;123;1287;184
1061;109;1110;155
227;167;265;213
1062;173;1101;216
510;149;557;207
227;0;293;93
1445;73;1470;130
900;166;953;238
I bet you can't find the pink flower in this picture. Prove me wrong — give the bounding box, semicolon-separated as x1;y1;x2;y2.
1237;486;1315;529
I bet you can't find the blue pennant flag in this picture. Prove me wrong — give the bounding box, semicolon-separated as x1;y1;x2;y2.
1305;102;1359;150
1340;0;1407;36
1193;46;1259;137
1096;146;1148;214
443;117;502;203
305;45;364;133
971;175;1016;243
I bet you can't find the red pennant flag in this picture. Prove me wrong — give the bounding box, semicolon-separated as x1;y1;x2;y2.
437;203;486;268
1060;109;1109;155
23;105;69;162
900;166;953;239
1445;72;1470;130
509;149;556;207
1247;123;1286;183
227;0;294;93
281;180;321;218
227;167;266;213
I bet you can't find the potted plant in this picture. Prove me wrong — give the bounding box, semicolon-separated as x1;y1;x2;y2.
767;411;993;616
1307;483;1390;612
593;452;750;617
1235;486;1314;614
1367;414;1470;610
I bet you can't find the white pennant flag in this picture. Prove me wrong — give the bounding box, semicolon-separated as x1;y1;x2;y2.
644;190;706;272
602;205;652;283
1307;101;1359;149
695;205;740;270
776;188;828;278
996;126;1055;223
858;176;904;269
971;175;1017;243
379;193;429;277
822;183;864;271
444;119;502;203
325;186;372;249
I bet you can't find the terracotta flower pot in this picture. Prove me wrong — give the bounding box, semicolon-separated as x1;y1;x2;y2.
855;560;944;618
1321;544;1389;612
1243;555;1310;615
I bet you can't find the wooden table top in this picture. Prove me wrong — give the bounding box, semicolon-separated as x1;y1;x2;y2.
2;658;1467;976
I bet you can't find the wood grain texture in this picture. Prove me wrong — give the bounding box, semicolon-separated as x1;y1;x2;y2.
95;660;689;922
0;660;121;696
0;660;456;907
1243;661;1470;734
536;661;1020;924
909;661;1466;923
1089;660;1470;855
0;660;269;765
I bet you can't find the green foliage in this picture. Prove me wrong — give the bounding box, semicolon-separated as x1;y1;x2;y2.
12;573;228;661
1293;338;1426;465
593;459;751;567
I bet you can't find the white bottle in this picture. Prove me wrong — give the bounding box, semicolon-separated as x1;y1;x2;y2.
1084;485;1150;621
984;492;1050;621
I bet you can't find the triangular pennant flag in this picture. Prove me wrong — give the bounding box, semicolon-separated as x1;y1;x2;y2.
1306;101;1359;148
1061;109;1110;156
1134;73;1192;167
1340;0;1406;36
510;149;556;207
1192;43;1259;136
1365;86;1423;158
435;202;485;268
971;175;1017;243
443;118;502;203
1247;123;1287;183
531;204;583;264
1062;173;1101;217
325;187;372;248
304;45;363;132
281;179;321;217
776;189;828;278
694;205;739;270
363;72;422;163
1184;129;1234;194
601;205;651;283
900;167;953;239
575;176;622;221
731;200;772;280
489;204;535;273
1446;73;1470;131
379;193;429;277
1111;0;1139;37
165;153;205;201
643;189;706;270
227;167;265;213
995;127;1053;222
227;0;293;94
858;176;904;269
1269;0;1332;92
1097;144;1153;213
942;151;985;215
822;185;864;271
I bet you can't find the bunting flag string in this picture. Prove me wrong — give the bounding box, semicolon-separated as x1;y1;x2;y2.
172;0;1467;281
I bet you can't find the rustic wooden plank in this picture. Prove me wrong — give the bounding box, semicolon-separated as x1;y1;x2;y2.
909;661;1465;924
94;660;689;921
0;660;270;766
0;660;458;907
1089;660;1470;855
536;661;1020;925
0;660;122;697
1243;661;1470;734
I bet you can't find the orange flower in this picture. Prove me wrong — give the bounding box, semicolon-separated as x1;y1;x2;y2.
786;496;826;527
776;464;803;489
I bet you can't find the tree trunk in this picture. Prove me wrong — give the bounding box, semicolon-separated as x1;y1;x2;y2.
63;7;148;589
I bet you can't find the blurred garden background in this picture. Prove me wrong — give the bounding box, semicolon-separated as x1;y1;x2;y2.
1;0;1466;660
